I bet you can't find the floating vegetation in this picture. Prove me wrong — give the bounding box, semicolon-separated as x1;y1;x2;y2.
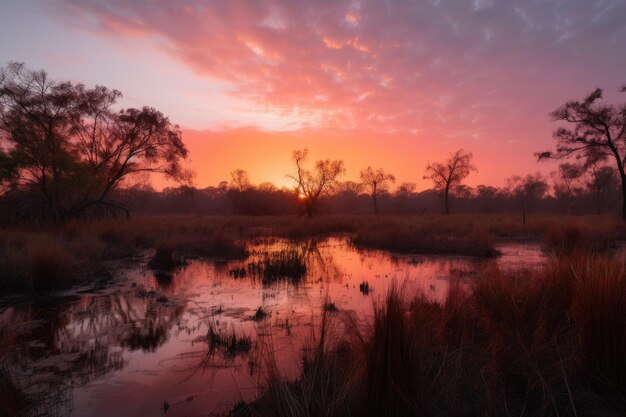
231;246;307;284
205;321;252;358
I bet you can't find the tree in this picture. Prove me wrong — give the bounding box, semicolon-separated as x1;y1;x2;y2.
0;62;190;222
229;169;251;191
336;180;364;196
537;85;626;220
289;149;344;217
359;166;395;214
586;162;618;214
423;149;476;214
505;172;548;224
551;162;585;213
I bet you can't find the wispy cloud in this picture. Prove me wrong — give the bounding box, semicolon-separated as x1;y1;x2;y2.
52;0;626;136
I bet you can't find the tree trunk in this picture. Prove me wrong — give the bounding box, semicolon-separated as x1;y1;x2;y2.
621;177;626;222
444;188;450;215
373;193;379;215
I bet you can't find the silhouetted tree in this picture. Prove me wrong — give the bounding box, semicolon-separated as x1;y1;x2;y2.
505;172;548;224
0;62;190;222
474;185;501;212
289;148;344;217
586;162;618;214
230;169;251;191
551;162;585;213
359;166;395;214
537;85;626;220
423;149;476;214
337;180;364;195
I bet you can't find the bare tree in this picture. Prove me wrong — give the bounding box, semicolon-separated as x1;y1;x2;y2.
0;62;191;222
359;166;395;214
423;149;476;214
289;149;344;217
230;169;251;191
537;85;626;220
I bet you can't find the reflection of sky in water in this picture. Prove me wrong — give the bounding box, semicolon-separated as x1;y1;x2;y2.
0;237;547;417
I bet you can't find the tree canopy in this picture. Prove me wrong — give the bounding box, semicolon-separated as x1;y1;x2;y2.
360;166;395;214
0;62;191;222
289;148;344;217
538;85;626;219
423;149;476;214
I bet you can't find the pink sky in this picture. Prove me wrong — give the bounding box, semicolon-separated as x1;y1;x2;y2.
2;0;625;189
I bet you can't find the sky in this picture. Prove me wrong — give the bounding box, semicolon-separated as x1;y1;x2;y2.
1;0;625;190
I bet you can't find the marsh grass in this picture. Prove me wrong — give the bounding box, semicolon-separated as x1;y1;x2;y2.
1;214;623;295
205;321;252;358
0;232;86;293
233;253;626;417
245;247;307;284
352;218;499;257
543;222;616;255
147;241;185;271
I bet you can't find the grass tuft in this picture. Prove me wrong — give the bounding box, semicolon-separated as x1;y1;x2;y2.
233;252;626;417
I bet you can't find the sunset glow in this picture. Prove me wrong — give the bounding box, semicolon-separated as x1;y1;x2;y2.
1;0;626;188
3;3;626;416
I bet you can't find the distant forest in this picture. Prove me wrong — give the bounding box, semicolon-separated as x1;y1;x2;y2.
1;63;624;222
117;166;620;217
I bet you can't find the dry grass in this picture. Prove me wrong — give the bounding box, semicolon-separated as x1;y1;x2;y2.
246;247;308;284
353;218;498;257
0;214;623;295
0;232;83;293
543;222;616;255
233;253;626;417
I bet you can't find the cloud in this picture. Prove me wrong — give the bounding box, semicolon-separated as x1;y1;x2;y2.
52;0;626;137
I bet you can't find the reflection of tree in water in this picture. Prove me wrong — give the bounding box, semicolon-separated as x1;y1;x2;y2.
0;289;186;416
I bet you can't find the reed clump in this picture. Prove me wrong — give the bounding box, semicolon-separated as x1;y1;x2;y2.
233;253;626;417
0;232;86;293
206;321;252;358
246;247;307;284
543;222;615;255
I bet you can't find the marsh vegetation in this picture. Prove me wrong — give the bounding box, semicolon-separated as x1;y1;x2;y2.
0;220;625;416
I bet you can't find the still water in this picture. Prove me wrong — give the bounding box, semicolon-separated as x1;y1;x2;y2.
0;237;546;417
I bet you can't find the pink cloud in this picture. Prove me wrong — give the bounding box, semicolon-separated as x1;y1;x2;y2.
48;0;626;185
52;0;626;133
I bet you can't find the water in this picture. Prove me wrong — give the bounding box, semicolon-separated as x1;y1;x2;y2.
0;237;546;417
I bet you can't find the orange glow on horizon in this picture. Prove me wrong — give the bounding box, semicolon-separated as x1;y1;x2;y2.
151;127;558;192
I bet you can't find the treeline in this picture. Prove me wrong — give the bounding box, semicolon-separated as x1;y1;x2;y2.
2;63;625;223
116;165;620;217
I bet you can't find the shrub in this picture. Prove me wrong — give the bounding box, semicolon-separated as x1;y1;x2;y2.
147;241;184;271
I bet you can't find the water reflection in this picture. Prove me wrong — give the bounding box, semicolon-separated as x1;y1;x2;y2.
0;237;547;417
